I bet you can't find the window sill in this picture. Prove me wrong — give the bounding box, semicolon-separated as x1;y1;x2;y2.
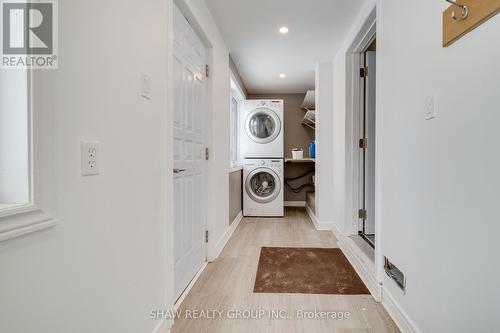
0;203;26;211
229;165;243;173
0;204;56;242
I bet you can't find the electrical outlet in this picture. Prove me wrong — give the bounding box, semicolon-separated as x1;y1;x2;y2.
81;141;100;176
424;96;436;120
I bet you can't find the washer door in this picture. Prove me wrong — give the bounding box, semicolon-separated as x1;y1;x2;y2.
245;168;281;203
245;108;281;144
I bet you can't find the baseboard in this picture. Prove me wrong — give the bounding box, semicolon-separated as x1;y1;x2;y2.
331;229;418;333
335;233;382;301
329;222;343;240
305;204;319;229
209;211;243;261
305;204;317;224
305;204;334;230
284;201;306;207
382;287;420;333
152;318;171;333
174;261;208;311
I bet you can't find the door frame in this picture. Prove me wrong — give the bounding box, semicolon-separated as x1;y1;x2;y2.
166;0;214;314
357;45;377;246
343;5;383;281
346;15;376;238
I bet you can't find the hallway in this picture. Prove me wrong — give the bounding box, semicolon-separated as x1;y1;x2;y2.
1;0;499;332
171;208;398;333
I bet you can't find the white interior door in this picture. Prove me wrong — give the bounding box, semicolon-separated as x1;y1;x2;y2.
173;4;207;301
364;51;376;235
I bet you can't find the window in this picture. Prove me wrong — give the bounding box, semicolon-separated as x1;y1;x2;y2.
230;95;238;164
0;70;55;242
0;69;30;210
229;77;244;167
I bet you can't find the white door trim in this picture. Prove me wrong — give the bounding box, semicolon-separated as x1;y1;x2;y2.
343;0;383;298
362;50;376;236
344;6;378;267
346;12;377;238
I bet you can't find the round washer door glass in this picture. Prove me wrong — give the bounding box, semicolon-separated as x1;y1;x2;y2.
246;168;281;203
245;108;281;144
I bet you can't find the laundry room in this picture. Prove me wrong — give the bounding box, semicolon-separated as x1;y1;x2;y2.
247;93;315;209
228;55;318;223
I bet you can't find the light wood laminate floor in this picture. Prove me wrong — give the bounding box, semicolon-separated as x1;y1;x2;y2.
171;207;399;333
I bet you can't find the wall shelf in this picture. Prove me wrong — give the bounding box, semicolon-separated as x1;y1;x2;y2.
285;158;315;163
301;90;315;110
301;110;316;130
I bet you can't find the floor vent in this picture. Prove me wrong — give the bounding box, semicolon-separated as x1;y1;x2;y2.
384;257;406;293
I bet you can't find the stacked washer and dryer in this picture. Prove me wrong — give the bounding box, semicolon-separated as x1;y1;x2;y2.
241;100;284;217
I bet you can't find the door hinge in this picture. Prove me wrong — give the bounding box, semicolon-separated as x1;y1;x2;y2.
359;138;368;149
205;230;209;243
206;64;209;78
360;67;368;78
358;209;367;220
205;147;209;160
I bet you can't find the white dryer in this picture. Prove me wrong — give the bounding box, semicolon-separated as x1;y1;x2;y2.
243;158;284;217
240;100;284;159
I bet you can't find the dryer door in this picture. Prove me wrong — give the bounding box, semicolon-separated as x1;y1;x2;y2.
245;108;281;144
245;168;281;203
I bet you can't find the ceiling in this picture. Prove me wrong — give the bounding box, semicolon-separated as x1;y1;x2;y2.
205;0;367;94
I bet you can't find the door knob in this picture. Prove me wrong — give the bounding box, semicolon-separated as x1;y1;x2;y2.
173;168;186;174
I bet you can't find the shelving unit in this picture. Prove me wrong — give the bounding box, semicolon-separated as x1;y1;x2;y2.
301;110;316;130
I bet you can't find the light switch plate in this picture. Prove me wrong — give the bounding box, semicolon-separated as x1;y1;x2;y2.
141;73;151;100
81;141;100;176
425;96;436;120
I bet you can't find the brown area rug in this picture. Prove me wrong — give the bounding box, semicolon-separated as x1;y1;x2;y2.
254;247;369;295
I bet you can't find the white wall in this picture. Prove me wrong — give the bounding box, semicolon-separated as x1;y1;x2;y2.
0;70;29;204
177;0;230;260
377;1;500;332
0;0;171;332
315;62;334;226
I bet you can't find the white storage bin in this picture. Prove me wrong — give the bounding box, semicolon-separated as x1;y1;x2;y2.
292;148;303;160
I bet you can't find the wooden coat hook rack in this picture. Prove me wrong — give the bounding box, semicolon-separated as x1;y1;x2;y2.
443;0;500;47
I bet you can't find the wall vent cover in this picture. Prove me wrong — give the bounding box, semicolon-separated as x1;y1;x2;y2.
384;257;406;293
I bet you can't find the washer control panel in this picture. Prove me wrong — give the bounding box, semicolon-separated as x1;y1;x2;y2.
259;159;283;168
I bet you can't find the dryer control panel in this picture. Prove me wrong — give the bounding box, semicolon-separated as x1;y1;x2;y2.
245;99;283;110
258;100;282;108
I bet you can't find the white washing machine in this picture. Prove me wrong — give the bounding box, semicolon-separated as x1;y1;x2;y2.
240;100;284;159
243;158;284;217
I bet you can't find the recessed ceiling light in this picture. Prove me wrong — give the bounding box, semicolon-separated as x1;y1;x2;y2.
279;73;286;78
279;27;289;34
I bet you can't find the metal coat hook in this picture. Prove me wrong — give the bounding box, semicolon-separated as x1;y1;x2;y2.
446;0;469;21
